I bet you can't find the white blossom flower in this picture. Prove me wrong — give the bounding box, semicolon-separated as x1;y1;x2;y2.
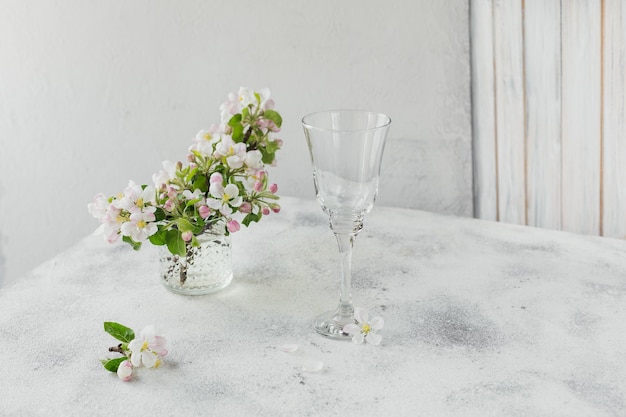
152;161;177;189
190;125;223;155
220;92;241;123
87;193;109;221
245;150;264;170
343;307;384;345
116;181;156;211
182;189;202;202
237;86;256;108
128;325;168;369
120;207;157;242
206;183;243;216
214;135;247;169
93;204;125;244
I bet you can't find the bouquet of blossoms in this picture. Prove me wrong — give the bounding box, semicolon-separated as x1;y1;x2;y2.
88;87;282;257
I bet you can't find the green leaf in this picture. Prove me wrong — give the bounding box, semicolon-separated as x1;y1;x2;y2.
265;139;279;154
231;122;244;142
166;229;186;256
104;322;135;343
102;357;128;373
149;228;167;246
259;146;275;165
228;113;242;126
154;207;166;222
242;212;261;227
177;218;203;234
122;236;142;251
193;174;208;193
185;198;203;209
263;109;282;128
185;166;198;184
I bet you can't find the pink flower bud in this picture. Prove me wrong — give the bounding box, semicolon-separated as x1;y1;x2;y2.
181;231;193;242
189;162;197;170
187;153;195;162
274;139;284;147
269;122;280;133
198;205;211;219
262;207;270;216
227;220;240;233
263;99;275;110
239;202;252;214
107;232;121;244
254;181;263;192
176;161;183;171
117;360;133;382
167;186;177;199
270;204;281;213
257;171;267;180
210;172;223;184
269;183;278;194
164;199;175;212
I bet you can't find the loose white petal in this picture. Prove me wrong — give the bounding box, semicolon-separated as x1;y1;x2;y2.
224;183;240;197
352;333;365;345
366;332;382;346
302;361;324;373
354;307;369;324
130;351;142;367
370;316;384;330
140;325;156;340
128;339;142;352
279;344;299;353
142;351;158;368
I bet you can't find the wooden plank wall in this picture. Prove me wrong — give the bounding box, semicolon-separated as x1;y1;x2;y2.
471;0;626;238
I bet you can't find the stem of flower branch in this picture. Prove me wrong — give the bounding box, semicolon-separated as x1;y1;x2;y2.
243;127;252;144
108;344;126;355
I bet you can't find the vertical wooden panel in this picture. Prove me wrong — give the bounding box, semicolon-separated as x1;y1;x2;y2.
493;0;526;224
602;0;626;238
561;0;602;235
471;0;498;221
524;0;562;230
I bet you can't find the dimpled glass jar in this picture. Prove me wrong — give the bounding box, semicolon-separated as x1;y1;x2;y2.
159;226;233;295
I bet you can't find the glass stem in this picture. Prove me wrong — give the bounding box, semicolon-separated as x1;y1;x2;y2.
334;232;355;320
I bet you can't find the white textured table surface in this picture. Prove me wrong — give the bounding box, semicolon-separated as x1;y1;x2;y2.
1;196;626;416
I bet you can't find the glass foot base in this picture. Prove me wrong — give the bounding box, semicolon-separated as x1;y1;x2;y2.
313;310;357;339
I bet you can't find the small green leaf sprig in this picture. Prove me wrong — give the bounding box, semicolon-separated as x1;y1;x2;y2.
88;87;283;256
101;322;168;381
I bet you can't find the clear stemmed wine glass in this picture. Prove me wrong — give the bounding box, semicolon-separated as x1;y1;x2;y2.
302;110;391;339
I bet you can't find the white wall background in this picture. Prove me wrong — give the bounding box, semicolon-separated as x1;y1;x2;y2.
0;0;472;286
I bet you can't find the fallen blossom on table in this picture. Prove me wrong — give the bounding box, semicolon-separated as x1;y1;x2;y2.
343;307;384;346
100;322;168;382
279;344;299;353
302;360;324;373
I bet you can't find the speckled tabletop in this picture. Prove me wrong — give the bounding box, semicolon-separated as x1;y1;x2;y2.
1;196;625;416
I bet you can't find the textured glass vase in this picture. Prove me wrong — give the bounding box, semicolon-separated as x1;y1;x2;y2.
159;226;233;295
